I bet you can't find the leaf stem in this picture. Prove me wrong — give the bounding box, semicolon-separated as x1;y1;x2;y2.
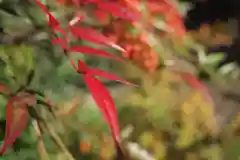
37;109;75;160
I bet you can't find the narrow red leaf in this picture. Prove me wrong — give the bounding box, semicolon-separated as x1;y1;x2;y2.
84;74;120;143
69;46;124;62
31;0;59;29
76;61;135;86
52;37;68;49
177;72;214;105
69;26;107;44
31;0;68;38
0;98;29;154
87;68;136;86
97;2;140;21
69;26;125;52
76;60;88;73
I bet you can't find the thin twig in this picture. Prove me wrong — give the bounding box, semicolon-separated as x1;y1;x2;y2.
32;120;50;160
45;122;75;160
39;113;75;160
34;105;75;160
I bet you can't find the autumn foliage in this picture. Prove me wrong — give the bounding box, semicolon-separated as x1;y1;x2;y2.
102;0;186;72
0;0;139;154
0;0;216;157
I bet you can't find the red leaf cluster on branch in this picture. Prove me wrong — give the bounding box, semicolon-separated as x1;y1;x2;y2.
0;0;139;154
31;0;135;151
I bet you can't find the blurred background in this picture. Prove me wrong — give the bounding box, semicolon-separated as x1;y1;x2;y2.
0;0;239;159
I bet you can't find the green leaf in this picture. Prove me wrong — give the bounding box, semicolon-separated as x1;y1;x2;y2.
205;53;225;65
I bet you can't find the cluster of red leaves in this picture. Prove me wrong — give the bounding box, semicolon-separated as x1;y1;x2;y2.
0;0;139;154
101;0;186;72
104;21;159;72
56;0;141;24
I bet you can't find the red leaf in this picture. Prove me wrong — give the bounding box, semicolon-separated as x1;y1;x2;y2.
97;2;140;21
0;97;29;154
177;72;214;105
69;26;107;44
52;37;68;49
31;0;68;38
76;60;88;73
76;60;135;86
69;46;124;62
31;0;59;29
87;68;136;86
84;74;120;142
69;26;125;52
